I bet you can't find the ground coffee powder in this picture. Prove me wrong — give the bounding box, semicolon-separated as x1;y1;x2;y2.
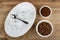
41;7;50;17
38;22;52;36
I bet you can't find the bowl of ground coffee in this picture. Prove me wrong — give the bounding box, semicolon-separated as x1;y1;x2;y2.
39;5;52;18
36;20;53;37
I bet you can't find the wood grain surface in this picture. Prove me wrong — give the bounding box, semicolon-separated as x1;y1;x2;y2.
0;0;60;40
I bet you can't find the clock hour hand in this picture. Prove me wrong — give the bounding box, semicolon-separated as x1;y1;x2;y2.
11;14;28;24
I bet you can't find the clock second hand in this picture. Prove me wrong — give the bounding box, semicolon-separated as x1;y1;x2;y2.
11;14;28;24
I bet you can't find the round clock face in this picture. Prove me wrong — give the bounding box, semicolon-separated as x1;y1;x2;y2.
4;2;36;37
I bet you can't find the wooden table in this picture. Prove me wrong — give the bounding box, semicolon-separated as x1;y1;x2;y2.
0;0;60;40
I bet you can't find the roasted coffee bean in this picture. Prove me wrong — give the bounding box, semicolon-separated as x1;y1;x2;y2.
38;22;52;36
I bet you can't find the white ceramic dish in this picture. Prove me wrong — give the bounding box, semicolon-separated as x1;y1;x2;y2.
36;20;53;38
4;2;36;37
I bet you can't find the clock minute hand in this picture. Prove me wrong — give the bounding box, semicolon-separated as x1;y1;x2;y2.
11;14;28;24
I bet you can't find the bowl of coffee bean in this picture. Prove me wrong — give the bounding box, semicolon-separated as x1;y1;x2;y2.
39;5;52;18
36;20;53;37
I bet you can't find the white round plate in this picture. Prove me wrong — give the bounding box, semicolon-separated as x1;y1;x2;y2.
4;2;36;37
